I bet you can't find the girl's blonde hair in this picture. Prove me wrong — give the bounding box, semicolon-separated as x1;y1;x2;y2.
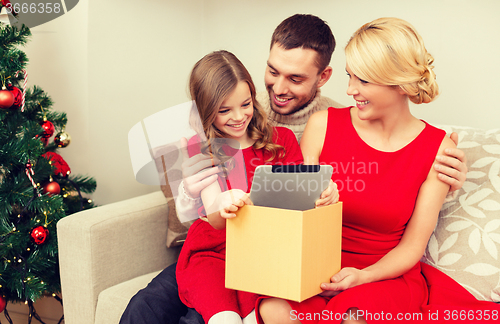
345;17;439;104
189;50;283;161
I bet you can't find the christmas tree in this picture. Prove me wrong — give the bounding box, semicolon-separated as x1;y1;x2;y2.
0;8;96;323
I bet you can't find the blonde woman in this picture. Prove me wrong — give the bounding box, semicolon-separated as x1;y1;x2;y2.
258;18;500;324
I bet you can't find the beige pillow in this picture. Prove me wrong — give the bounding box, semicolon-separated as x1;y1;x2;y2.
153;144;194;247
422;126;500;301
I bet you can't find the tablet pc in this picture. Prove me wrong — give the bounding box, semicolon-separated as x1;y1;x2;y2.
249;165;333;211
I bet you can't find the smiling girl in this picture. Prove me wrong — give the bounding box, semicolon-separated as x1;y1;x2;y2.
176;50;339;324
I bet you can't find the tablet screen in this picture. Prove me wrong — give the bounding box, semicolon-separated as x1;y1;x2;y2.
250;165;333;211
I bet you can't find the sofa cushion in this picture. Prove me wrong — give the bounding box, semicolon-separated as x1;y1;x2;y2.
422;126;500;302
94;270;161;324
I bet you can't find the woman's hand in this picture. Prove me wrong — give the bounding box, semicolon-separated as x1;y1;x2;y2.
319;267;368;297
180;137;221;198
315;180;339;207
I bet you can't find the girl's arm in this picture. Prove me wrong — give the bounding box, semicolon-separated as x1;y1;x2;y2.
200;180;224;229
320;135;456;295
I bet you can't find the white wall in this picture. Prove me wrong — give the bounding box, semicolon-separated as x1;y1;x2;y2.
86;0;204;204
23;0;500;205
22;0;90;196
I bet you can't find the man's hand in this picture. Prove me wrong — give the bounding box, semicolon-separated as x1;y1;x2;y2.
434;132;468;192
180;137;220;198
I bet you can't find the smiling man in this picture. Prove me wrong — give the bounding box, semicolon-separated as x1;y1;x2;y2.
257;14;344;141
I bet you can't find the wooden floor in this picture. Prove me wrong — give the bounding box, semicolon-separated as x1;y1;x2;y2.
1;312;63;324
1;297;64;324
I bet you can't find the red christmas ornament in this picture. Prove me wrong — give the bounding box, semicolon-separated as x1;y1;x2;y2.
42;152;71;176
43;180;60;196
0;294;5;313
7;85;22;109
0;86;15;109
30;226;49;245
40;120;55;146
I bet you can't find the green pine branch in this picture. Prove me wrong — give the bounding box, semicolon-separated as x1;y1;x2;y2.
0;24;30;79
0;24;31;49
66;174;97;194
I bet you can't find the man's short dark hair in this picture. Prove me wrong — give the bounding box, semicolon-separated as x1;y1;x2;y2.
271;14;336;73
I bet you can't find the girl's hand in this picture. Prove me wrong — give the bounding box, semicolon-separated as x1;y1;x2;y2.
319;267;368;297
216;190;253;219
180;137;221;198
315;180;339;207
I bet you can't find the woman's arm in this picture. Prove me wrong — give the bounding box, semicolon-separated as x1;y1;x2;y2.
364;136;455;280
299;110;328;165
300;110;339;207
320;135;456;295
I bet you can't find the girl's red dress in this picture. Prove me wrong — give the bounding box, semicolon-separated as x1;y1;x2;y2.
176;127;303;323
262;107;500;323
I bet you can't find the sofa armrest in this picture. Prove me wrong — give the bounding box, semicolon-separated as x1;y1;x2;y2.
57;191;182;324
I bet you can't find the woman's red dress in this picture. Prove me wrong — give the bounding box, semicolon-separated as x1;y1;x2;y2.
280;108;500;323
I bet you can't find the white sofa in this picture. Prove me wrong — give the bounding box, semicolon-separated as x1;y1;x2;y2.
57;125;500;324
57;191;181;324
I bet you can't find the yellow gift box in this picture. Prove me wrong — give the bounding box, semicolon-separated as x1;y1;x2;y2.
225;202;342;302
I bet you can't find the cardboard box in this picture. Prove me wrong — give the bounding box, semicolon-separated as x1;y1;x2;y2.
225;202;342;302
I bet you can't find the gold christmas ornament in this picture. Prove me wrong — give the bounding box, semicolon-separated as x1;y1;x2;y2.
54;131;71;148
